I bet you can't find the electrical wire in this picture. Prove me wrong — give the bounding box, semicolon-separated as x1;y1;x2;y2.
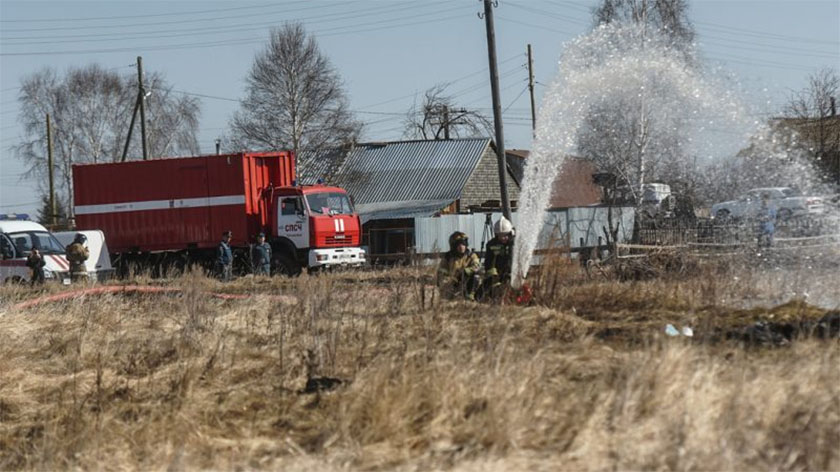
502;85;530;114
1;1;443;43
0;6;470;57
1;2;293;23
357;54;521;110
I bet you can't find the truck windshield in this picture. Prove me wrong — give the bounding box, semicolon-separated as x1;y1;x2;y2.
7;231;66;255
306;192;354;215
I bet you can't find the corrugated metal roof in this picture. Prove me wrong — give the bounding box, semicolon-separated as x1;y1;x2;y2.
355;199;452;224
339;139;491;205
295;148;347;185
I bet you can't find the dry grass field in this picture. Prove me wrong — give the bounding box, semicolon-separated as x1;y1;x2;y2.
0;256;838;471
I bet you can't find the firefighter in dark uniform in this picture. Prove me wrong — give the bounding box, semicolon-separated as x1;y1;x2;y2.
216;230;233;281
481;216;514;300
65;233;90;282
251;232;272;276
26;248;46;286
436;231;481;300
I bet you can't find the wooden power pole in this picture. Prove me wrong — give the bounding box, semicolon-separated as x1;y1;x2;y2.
482;0;512;220
121;56;150;162
527;44;537;134
46;114;56;227
137;56;149;161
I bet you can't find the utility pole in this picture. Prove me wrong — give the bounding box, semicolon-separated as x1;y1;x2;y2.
121;93;140;162
429;105;468;140
482;0;511;220
527;44;537;134
46;114;56;227
121;56;150;162
443;105;450;140
137;56;149;160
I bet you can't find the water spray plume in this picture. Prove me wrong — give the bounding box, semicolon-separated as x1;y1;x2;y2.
511;23;834;286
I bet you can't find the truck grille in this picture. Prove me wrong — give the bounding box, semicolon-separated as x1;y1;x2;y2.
325;236;351;246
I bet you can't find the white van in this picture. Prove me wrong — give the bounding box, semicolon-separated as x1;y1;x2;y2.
54;230;114;281
0;218;71;285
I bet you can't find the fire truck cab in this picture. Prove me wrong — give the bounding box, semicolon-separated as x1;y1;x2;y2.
0;215;72;285
271;184;366;275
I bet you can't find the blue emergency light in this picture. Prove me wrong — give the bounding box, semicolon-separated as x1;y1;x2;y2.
0;213;30;221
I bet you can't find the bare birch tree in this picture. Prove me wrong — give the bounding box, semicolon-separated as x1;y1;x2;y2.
229;23;361;177
593;0;695;56
13;64;201;223
579;0;697;208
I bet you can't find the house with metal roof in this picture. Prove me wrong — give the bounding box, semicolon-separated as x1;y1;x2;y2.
337;138;519;218
302;138;521;261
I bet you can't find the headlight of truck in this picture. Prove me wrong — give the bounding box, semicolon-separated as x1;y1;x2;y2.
44;269;55;279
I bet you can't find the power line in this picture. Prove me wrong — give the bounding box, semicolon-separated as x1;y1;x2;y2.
171;90;239;103
542;0;839;46
696;20;840;46
506;2;590;27
0;2;327;32
707;53;824;73
356;54;521;110
502;86;530;113
502;3;838;60
496;15;579;36
1;1;432;43
1;2;288;23
0;5;470;57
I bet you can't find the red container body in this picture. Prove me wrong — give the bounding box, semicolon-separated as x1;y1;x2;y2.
73;152;295;253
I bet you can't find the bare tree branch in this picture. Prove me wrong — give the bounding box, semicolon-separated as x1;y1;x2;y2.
229;23;362;179
402;84;493;141
12;65;202;223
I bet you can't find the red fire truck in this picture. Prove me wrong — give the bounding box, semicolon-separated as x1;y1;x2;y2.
72;151;365;276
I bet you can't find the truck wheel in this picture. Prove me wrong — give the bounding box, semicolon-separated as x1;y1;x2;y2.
272;254;302;277
714;209;730;224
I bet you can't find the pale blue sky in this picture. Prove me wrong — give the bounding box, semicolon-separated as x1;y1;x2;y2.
1;0;838;215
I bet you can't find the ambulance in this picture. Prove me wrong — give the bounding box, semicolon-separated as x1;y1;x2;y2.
0;215;72;285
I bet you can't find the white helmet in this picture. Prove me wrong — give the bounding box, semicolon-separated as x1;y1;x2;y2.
494;216;513;236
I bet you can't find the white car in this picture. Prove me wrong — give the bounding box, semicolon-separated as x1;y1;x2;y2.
0;217;72;285
711;187;825;222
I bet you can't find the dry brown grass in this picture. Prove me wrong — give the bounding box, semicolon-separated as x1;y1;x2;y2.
0;263;837;471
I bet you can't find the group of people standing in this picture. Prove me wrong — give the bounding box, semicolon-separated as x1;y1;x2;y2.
26;232;89;286
215;230;272;281
215;216;516;297
436;216;515;301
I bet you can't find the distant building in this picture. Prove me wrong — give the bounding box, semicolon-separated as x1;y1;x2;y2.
506;150;602;208
771;113;840;184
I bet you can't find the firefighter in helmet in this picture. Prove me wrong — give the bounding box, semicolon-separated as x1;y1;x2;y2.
436;231;481;300
481;216;514;300
65;233;90;282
